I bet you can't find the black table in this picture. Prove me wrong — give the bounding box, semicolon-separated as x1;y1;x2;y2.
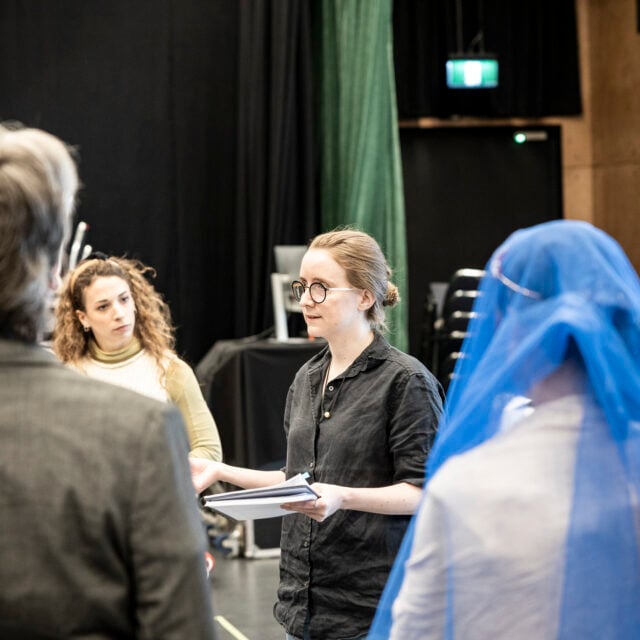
196;336;325;555
196;336;325;471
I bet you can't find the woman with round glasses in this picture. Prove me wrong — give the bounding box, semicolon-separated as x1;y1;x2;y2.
191;228;443;640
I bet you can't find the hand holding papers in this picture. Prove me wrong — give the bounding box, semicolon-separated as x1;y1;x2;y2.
202;472;319;521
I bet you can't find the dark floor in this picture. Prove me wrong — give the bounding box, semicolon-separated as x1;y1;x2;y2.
208;529;283;640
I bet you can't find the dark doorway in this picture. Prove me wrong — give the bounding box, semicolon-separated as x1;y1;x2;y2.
401;125;563;358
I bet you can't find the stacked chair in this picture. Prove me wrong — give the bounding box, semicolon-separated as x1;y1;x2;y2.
432;268;485;393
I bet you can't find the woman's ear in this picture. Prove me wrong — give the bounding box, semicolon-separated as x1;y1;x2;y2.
49;265;62;293
75;309;87;327
358;289;375;311
48;244;65;291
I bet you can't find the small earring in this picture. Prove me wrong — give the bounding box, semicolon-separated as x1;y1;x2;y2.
83;325;90;333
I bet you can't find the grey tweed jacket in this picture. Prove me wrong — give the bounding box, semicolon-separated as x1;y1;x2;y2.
0;339;216;639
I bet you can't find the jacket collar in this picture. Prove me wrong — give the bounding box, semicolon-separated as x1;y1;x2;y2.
0;338;60;366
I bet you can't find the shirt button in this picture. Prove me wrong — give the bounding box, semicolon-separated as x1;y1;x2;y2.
302;540;309;548
309;462;314;469
328;385;334;391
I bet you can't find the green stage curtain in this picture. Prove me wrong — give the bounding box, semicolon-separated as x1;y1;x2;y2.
315;0;409;352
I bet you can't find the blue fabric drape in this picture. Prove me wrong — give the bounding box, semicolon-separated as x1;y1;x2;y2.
370;220;640;638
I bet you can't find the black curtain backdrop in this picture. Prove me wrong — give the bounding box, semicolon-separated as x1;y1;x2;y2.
235;0;318;338
393;0;582;118
0;1;317;364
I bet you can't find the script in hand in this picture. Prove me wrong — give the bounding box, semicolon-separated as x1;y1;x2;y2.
202;472;319;521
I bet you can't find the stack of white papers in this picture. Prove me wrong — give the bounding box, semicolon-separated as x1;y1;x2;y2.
202;473;319;521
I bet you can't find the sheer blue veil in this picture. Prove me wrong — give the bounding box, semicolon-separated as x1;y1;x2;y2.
369;220;640;638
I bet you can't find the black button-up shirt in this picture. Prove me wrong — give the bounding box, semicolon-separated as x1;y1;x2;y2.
274;331;443;639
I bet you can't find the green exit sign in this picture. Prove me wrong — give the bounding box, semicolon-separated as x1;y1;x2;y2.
446;57;499;89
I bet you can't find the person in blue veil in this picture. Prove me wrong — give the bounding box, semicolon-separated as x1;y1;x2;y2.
368;220;640;639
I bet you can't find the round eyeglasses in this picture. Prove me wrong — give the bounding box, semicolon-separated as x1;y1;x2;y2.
291;280;357;304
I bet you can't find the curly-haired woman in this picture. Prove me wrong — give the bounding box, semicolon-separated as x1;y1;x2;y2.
53;254;222;461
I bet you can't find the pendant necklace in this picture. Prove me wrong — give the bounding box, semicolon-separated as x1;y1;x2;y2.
321;362;344;420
